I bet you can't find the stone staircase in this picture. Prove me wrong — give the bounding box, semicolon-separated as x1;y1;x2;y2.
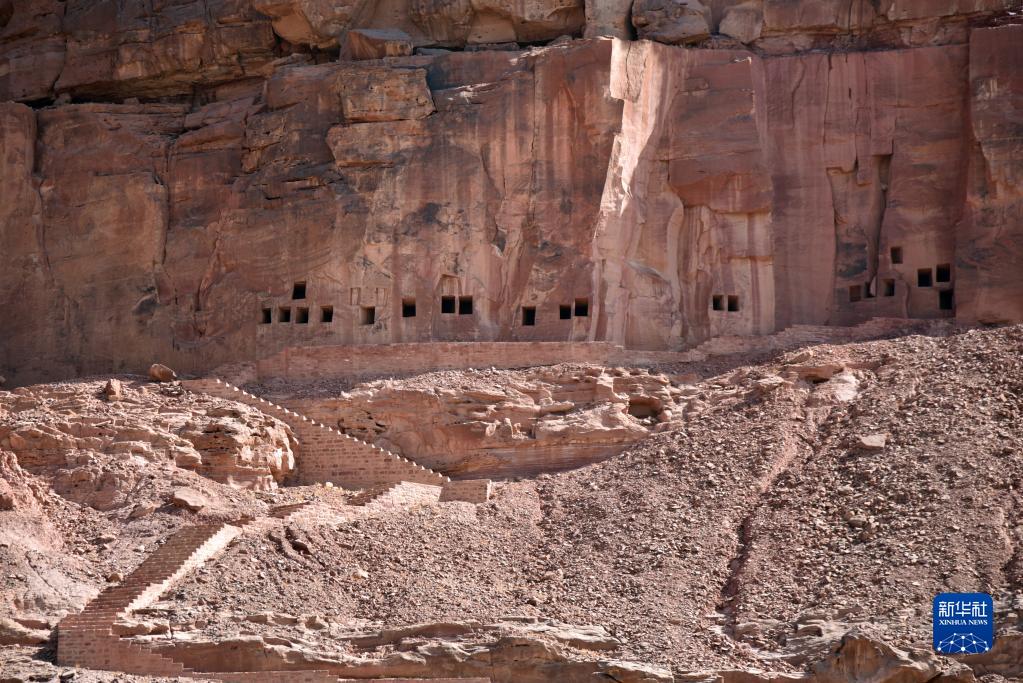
182;378;452;490
56;504;348;681
57;503;491;682
57;522;241;676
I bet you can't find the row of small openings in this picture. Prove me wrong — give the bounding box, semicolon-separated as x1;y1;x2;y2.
521;299;589;326
263;295;593;327
850;283;954;310
440;295;474;315
261;306;333;324
849;264;952;302
890;247;954;284
711;295;740;312
918;263;952;287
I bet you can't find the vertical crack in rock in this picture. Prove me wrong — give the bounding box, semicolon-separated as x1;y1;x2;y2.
716;402;838;638
868;153;891;299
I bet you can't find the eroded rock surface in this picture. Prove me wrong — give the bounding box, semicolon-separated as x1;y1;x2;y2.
275;364;683;477
0;378;296;502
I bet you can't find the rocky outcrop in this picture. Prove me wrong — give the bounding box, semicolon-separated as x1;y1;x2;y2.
0;379;296;503
280;364;680;477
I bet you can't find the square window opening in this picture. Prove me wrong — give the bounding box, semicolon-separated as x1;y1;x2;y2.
402;298;416;318
360;306;376;325
727;295;740;312
559;304;572;320
939;289;954;311
574;298;589;317
292;282;306;300
849;285;862;303
278;307;291;323
320;306;334;323
296;307;309;324
522;306;536;326
458;296;473;315
936;263;951;283
917;268;933;287
712;295;724;311
883;279;895;297
890;247;903;265
260;308;272;324
441;295;456;314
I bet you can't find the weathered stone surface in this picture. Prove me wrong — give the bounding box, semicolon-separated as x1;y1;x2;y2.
171;487;207;511
254;0;369;48
632;0;712;44
0;616;49;645
347;28;415;59
339;65;435;122
957;23;1023;325
584;0;636;38
406;0;586;45
719;1;763;43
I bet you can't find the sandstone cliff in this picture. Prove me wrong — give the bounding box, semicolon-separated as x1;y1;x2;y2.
0;1;1020;385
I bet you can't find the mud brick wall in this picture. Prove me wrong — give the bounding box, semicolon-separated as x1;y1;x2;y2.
440;479;492;503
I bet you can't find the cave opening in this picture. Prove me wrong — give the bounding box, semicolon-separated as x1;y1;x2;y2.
292;282;306;300
936;263;952;283
627;399;659;419
361;306;376;325
321;306;334;323
458;296;473;315
849;285;862;303
939;289;955;311
883;279;896;297
260;308;272;324
560;305;572;319
296;307;309;324
522;306;536;326
441;295;456;314
727;295;740;312
574;298;589;317
890;247;903;264
402;298;417;318
712;295;724;311
918;269;933;287
279;307;291;323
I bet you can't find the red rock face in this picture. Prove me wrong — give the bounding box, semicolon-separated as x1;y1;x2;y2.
0;4;1020;383
764;45;970;327
958;24;1023;324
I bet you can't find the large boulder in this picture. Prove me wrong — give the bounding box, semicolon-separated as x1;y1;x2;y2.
170;487;207;512
631;0;711;44
148;363;178;382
